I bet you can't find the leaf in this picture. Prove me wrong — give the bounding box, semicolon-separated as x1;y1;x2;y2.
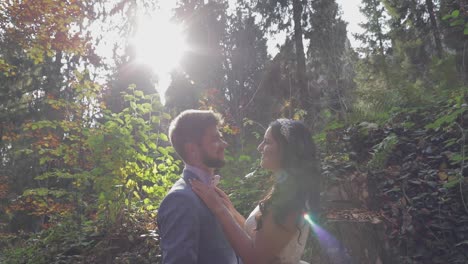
464;26;468;35
151;116;160;123
134;90;144;97
139;143;148;153
239;155;251;162
162;113;172;120
157;163;167;171
442;14;452;21
444;177;461;188
126;179;136;188
147;142;157;150
438;171;448;181
450;19;465;27
408;179;422;185
452;10;460;18
425;108;464;129
444;138;457;148
157;146;169;156
133;191;141;200
123;95;133;101
159;133;169;141
455;240;468;247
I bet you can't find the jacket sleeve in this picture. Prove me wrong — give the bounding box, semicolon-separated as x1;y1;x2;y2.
157;192;200;264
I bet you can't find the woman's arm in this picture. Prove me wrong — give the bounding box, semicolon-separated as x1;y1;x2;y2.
192;180;297;264
214;206;297;264
230;208;246;228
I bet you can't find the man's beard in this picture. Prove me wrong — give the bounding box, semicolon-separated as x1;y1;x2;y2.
201;150;225;168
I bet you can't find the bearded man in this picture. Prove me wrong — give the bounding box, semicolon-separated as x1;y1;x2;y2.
157;109;240;264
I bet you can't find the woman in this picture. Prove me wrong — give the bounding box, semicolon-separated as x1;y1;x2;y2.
191;119;321;264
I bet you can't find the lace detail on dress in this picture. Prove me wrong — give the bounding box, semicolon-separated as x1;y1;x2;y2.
244;206;310;264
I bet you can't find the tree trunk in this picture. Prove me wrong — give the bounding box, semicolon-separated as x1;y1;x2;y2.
426;0;443;58
371;0;390;85
293;0;319;120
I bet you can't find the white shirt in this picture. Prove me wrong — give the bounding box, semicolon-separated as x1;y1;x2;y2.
184;164;220;186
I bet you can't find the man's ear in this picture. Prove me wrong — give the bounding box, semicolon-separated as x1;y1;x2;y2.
184;143;198;160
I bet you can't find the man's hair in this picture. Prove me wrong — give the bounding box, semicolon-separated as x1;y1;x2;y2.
168;109;223;161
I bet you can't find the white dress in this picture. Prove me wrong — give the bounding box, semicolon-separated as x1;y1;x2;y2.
244;206;310;264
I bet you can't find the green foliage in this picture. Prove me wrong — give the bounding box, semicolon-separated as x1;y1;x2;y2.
425;93;467;131
429;55;461;90
10;83;178;229
220;149;271;217
314;117;345;145
353;53;465;126
368;133;398;169
317;91;468;262
0;211;162;264
1;217;93;264
1;239;48;264
442;9;468;35
86;87;179;223
1;85;178;261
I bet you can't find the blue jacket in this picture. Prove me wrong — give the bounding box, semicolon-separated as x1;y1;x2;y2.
157;170;239;264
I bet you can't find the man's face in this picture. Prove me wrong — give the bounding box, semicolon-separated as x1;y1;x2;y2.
199;125;227;168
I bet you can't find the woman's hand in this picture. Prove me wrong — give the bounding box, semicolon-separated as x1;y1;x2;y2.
191;180;245;226
190;179;226;214
215;187;247;228
214;187;235;211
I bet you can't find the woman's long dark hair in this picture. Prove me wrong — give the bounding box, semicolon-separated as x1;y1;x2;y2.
255;119;321;234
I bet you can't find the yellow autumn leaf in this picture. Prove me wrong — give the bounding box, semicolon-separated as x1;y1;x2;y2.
438;171;448;181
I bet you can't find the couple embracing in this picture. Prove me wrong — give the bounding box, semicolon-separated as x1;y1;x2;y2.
157;110;321;264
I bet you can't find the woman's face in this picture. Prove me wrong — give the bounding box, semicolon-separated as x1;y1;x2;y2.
257;127;282;172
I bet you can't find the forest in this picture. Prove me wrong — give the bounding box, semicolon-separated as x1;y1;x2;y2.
0;0;467;263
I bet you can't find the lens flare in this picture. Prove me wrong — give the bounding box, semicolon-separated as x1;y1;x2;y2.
304;213;313;224
130;6;187;105
303;213;353;263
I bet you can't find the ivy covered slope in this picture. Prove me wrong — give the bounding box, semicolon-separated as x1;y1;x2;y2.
321;92;468;264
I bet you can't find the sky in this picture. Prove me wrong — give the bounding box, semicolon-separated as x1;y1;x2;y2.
235;0;366;55
96;0;366;60
336;0;365;48
265;0;366;55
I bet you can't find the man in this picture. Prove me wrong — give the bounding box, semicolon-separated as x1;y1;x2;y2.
157;109;239;264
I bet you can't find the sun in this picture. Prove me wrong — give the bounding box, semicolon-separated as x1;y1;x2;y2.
130;8;187;103
132;15;186;73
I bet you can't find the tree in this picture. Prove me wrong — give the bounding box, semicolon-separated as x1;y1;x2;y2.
306;0;351;121
440;0;468;83
0;0;176;233
426;0;444;58
355;0;391;80
166;0;229;112
252;0;320;122
216;5;270;151
0;0;101;231
166;0;271;153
